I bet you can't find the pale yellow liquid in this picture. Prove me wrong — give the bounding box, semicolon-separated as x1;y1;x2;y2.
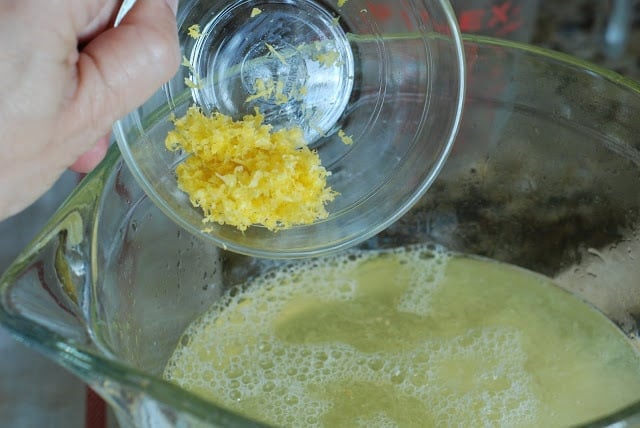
164;245;640;427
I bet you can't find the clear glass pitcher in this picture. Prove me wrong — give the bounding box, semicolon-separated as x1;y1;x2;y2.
2;35;640;427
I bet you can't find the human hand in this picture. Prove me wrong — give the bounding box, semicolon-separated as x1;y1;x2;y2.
0;0;180;220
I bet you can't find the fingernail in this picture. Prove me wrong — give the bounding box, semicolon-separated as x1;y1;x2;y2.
166;0;179;15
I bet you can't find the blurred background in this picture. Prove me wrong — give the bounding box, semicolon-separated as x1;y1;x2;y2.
533;0;640;81
0;0;639;426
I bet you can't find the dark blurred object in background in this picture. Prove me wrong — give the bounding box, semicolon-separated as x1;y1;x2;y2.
533;0;640;81
451;0;640;82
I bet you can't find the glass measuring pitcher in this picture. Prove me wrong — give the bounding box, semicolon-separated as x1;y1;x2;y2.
2;35;640;427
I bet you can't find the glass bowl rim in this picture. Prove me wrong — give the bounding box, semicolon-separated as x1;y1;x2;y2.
112;0;468;259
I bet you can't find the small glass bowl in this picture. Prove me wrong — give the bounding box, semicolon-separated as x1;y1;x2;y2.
113;0;465;258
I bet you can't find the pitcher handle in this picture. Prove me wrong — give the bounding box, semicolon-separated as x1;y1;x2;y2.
0;146;118;345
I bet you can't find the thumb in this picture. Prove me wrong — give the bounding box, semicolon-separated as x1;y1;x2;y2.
64;0;180;145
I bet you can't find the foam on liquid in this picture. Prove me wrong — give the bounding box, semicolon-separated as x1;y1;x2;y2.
164;245;640;427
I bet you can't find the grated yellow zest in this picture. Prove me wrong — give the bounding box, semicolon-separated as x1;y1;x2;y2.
265;43;288;65
184;76;203;89
187;24;201;39
314;50;341;67
338;129;354;145
245;78;273;103
165;106;337;232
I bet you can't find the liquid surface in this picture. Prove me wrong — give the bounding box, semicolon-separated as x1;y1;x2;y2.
164;246;640;427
